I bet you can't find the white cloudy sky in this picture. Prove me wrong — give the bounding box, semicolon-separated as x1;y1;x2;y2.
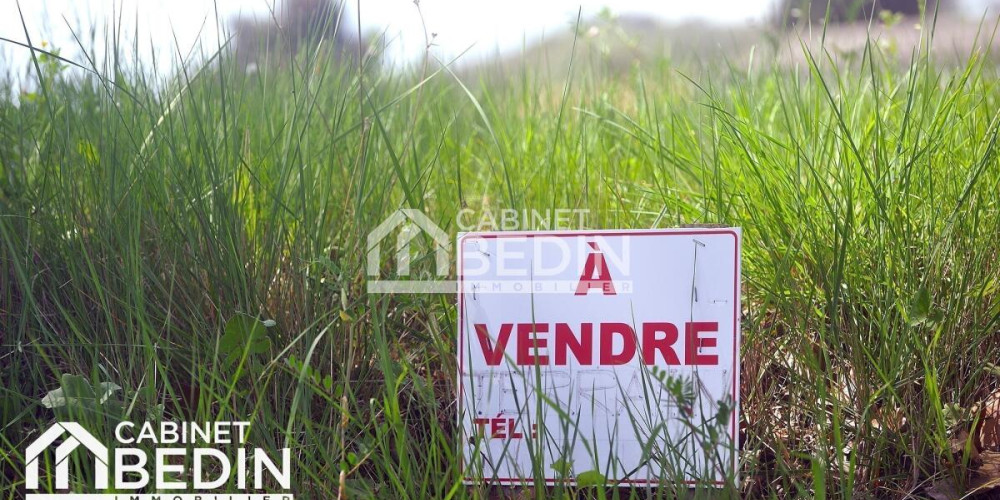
0;0;765;77
0;0;993;76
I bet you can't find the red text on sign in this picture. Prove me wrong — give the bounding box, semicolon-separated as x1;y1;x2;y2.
474;321;720;367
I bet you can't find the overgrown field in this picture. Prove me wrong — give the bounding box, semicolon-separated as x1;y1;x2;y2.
2;17;1000;498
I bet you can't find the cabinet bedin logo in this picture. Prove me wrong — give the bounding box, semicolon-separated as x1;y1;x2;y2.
366;209;606;294
23;421;292;500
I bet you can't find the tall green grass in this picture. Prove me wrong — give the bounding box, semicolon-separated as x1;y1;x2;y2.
1;9;1000;498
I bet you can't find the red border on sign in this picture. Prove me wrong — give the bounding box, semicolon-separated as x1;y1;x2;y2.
456;228;741;487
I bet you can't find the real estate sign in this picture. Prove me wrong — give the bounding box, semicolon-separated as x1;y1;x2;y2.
457;228;741;486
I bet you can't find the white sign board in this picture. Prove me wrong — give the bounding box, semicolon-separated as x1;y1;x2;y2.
457;228;740;486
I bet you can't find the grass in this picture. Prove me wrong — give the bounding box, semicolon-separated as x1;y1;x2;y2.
1;6;1000;498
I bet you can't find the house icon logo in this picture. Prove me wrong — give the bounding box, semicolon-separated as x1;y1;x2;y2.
367;209;451;294
25;422;109;490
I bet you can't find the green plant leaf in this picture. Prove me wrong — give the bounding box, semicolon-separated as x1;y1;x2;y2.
41;375;121;423
551;457;573;477
41;374;96;408
576;470;606;487
219;314;272;366
909;286;931;325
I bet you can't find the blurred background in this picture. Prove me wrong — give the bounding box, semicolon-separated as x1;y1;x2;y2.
3;0;1000;81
